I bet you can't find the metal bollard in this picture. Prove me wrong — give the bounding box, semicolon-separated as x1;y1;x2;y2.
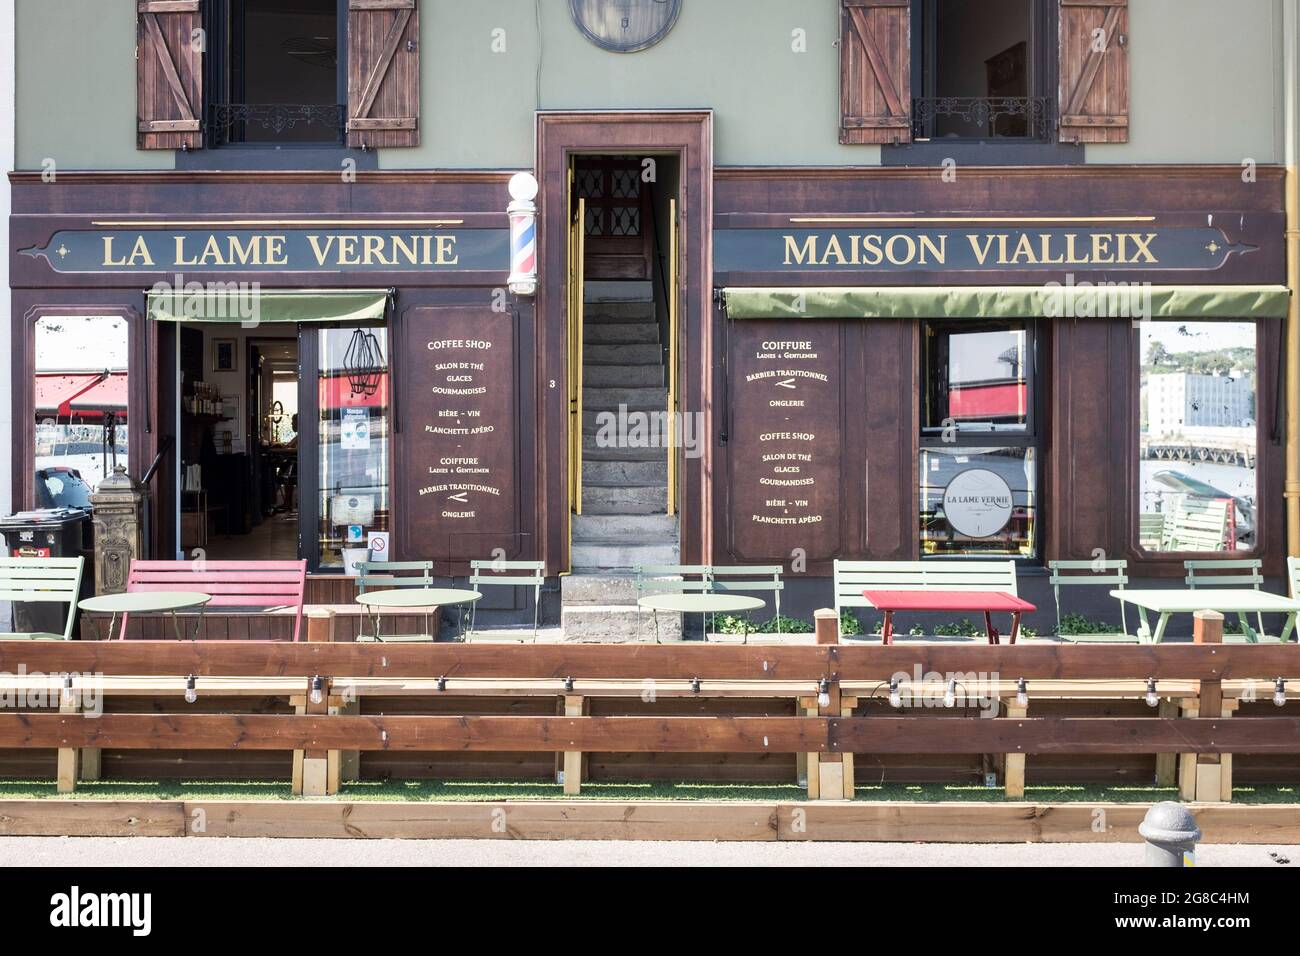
1138;802;1201;867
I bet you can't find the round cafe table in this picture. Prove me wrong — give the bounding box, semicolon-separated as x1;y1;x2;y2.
78;591;212;641
636;593;766;643
354;588;482;642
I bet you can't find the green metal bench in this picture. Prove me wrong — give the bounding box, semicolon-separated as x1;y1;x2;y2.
833;559;1019;634
0;556;84;640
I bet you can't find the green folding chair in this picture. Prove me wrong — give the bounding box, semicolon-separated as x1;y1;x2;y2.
468;560;545;641
708;565;784;641
355;559;435;642
0;556;84;640
635;564;711;643
1185;558;1273;643
1047;559;1137;643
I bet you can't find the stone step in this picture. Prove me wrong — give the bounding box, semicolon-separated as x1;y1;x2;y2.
585;343;663;366
585;280;652;302
581;441;667;462
584;301;657;322
584;323;658;345
582;408;675;433
583;386;668;410
570;539;679;572
583;364;663;388
581;483;667;515
572;513;677;542
560;604;681;643
581;457;667;485
561;573;639;605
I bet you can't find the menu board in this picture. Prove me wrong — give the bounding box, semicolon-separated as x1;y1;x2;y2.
403;307;519;561
726;322;842;562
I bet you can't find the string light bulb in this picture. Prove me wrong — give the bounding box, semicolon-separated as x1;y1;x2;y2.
888;677;901;708
817;679;831;708
1145;678;1159;708
61;675;74;705
1016;678;1028;708
944;677;957;708
185;674;197;704
310;675;324;706
1275;678;1287;708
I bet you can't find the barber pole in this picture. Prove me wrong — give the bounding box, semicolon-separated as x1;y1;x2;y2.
507;172;539;295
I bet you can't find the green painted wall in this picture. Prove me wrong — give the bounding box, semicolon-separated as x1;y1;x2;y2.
12;0;1287;171
16;0;173;171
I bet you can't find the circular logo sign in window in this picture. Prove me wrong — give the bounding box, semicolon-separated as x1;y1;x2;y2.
570;0;683;53
942;468;1014;538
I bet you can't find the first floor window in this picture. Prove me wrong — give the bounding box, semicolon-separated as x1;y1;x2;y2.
1138;321;1257;553
920;319;1039;558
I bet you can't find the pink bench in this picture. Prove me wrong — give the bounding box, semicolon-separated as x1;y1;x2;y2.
122;560;307;641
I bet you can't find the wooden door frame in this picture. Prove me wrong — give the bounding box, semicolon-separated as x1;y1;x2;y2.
536;110;714;573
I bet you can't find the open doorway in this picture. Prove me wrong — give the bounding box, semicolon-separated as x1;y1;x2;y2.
176;324;300;561
568;153;682;571
169;319;392;571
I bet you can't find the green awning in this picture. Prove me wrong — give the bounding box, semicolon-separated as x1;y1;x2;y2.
722;285;1291;320
146;288;391;324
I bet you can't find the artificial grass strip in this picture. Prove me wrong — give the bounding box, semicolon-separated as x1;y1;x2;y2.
0;778;1295;804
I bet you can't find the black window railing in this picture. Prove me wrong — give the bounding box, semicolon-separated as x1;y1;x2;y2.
911;96;1053;142
207;103;347;148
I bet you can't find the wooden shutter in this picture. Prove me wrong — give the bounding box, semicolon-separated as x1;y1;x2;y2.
1059;0;1129;143
840;0;911;145
136;1;203;150
347;0;420;149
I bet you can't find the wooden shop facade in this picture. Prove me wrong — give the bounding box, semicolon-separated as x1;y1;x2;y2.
8;147;1290;626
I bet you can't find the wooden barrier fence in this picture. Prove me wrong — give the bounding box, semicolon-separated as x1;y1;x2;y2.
0;608;1297;800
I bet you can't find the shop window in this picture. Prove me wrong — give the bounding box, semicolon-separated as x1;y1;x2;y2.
920;320;1039;558
33;316;130;508
1137;321;1257;553
317;326;390;569
205;0;346;146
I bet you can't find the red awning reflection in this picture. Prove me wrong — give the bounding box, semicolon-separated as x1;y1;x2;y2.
35;371;128;422
949;381;1026;420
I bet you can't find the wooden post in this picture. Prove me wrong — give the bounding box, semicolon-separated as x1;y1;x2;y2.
814;607;839;645
562;694;585;796
810;609;846;798
1004;698;1028;799
56;693;79;794
306;606;335;643
1192;609;1225;802
811;613;842;801
1155;698;1179;786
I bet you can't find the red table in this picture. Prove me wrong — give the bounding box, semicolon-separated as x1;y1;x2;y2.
861;590;1037;645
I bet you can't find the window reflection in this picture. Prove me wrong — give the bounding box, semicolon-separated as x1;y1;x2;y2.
920;446;1037;557
34;315;129;507
923;322;1029;433
1139;321;1257;552
318;326;389;569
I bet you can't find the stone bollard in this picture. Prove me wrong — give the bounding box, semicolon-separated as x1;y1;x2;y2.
1138;801;1201;867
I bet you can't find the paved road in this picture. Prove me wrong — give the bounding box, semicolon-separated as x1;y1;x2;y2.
0;837;1294;867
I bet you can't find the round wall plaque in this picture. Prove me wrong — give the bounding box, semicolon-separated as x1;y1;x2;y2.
569;0;682;53
941;468;1014;538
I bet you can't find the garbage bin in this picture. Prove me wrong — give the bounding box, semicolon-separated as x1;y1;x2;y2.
0;507;93;635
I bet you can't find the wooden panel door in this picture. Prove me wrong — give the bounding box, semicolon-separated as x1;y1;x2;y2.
573;157;652;280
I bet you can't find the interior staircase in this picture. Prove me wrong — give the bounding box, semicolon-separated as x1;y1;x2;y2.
562;281;681;641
